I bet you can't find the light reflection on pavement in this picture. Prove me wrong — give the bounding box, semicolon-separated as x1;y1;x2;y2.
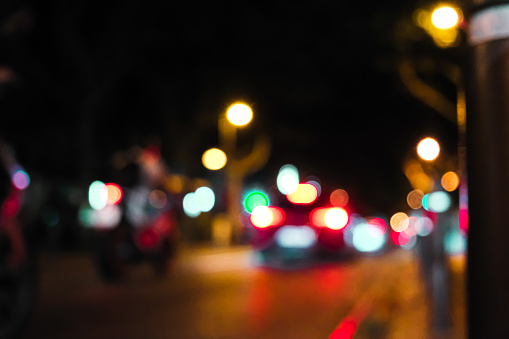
22;246;463;339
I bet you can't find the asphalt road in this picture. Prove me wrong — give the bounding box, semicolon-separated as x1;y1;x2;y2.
21;245;462;339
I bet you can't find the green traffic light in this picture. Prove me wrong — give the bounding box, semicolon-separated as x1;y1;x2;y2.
244;191;269;213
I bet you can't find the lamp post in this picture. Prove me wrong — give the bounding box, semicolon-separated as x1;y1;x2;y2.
205;102;271;246
221;103;252;245
414;136;455;336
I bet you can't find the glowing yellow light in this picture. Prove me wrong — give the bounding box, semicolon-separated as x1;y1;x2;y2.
390;212;409;232
441;171;460;192
407;189;424;209
226;102;253;126
250;206;274;228
417;137;440;161
330;189;349;207
202;148;227;170
432;6;459;29
324;208;349;230
165;175;185;194
286;183;318;204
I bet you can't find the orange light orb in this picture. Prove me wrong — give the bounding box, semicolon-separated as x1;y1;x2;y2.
441;171;460;192
105;183;123;205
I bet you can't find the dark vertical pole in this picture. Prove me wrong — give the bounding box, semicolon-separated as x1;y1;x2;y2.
465;2;509;337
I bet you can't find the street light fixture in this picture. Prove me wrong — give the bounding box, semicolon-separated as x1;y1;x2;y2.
226;102;253;127
417;137;440;161
202;148;227;170
209;101;271;245
431;6;460;29
414;4;462;48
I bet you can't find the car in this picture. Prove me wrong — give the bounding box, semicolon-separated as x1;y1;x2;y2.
243;181;353;266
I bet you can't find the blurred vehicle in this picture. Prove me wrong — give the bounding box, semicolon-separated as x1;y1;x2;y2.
82;145;180;282
244;182;352;265
0;141;37;339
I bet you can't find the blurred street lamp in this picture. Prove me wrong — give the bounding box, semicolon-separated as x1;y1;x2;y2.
431;5;460;29
414;4;463;48
226;103;253;126
417;137;440;161
219;102;253;160
209;101;271;245
202;148;227;170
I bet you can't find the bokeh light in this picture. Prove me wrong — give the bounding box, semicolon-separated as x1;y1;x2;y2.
444;228;467;255
249;206;285;227
275;225;316;249
414;6;461;48
352;222;386;253
286;183;318;204
202;148;227;170
391;230;416;248
390;212;409;232
391;230;406;246
149;190;167;209
459;207;468;234
244;191;269;213
194;186;215;212
419;217;434;236
368;217;387;236
403;216;420;237
226;102;253;126
330;189;349;207
79;204;122;229
324;208;349;230
105;183;123;205
417;137;440;161
12;170;30;190
277;164;299;195
423;191;451;213
89;181;108;211
310;208;328;227
268;207;286;226
431;6;459;29
407;189;424;209
400;234;417;250
165;174;185;194
183;192;201;218
306;179;322;196
441;171;460;192
250;206;274;228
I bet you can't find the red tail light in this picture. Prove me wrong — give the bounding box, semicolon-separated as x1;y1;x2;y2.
250;206;285;229
310;207;348;230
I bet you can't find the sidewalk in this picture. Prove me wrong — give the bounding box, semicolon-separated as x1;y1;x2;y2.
343;250;466;339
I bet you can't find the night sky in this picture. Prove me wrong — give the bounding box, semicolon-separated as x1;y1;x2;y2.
0;0;460;216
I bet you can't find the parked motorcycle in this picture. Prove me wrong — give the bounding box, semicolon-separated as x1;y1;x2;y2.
83;166;180;282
